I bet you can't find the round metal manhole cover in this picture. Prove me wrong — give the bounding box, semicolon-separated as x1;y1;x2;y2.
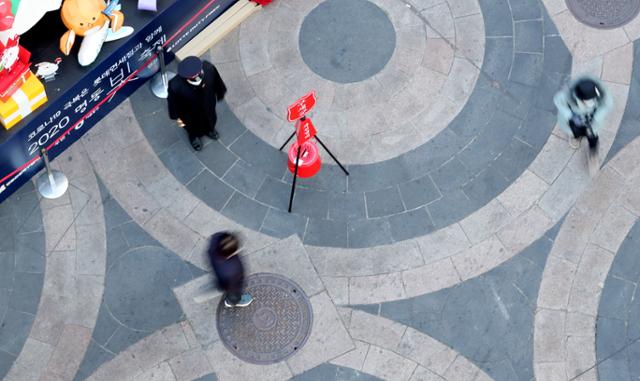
566;0;640;29
216;273;313;364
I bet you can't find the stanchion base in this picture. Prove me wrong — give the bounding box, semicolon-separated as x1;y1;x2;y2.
150;71;176;98
36;170;69;199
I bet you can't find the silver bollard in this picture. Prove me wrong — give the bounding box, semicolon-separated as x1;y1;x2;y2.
150;45;175;98
36;148;69;199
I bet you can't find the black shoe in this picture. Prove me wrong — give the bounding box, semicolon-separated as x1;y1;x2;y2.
207;130;219;140
190;137;202;151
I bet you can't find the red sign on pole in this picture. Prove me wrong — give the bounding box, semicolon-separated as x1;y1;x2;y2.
287;91;316;122
296;118;317;145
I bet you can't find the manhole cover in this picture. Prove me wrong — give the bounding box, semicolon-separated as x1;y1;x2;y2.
216;273;313;364
566;0;640;29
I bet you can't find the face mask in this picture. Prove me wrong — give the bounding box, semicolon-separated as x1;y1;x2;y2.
187;72;203;86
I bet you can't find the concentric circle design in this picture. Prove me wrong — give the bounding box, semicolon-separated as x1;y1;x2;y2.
566;0;640;29
299;0;396;83
216;273;313;364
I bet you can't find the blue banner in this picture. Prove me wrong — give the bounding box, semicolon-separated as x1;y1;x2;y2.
0;0;239;202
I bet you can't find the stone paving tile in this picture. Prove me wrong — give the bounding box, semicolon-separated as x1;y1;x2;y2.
515;20;543;53
220;192;268;231
291;363;383;380
388;208;436;242
510;53;544;87
303;218;348;248
328;191;367;221
159;141;204;185
186;170;234;211
259;208;308;239
348;218;393;248
221;160;267;198
195;141;238;178
365;187;405;218
353;222;561;381
478;0;513;37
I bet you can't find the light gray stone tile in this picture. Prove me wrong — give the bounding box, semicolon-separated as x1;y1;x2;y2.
144;209;199;261
329;340;370;371
397;328;456;376
349;310;406;349
130;324;190;373
75;224;107;276
534;309;566;363
44;250;77;298
451;236;510;281
533;362;566;381
414;224;471;263
29;293;73;345
537;256;577;310
454;13;484;65
442;355;484;380
421;3;454;38
401;258;460;297
206;341;292;381
538;158;591;220
459;199;511;244
567;244;614;316
497;170;548;216
529;134;574;184
133;361;176;381
410;366;445;381
168;348;213;381
45;324;92;380
287;292;354;375
497;206;553;253
565;312;595;337
4;338;54;381
591;204;637;253
42;204;75;252
322;276;349;306
349;273;406;304
245;236;324;296
565;336;595;379
602;43;633;85
362;345;418;381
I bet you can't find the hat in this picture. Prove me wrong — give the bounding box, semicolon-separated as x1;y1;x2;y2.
573;79;600;101
178;56;203;79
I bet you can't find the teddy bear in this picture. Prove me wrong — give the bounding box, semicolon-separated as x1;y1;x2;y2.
59;0;130;66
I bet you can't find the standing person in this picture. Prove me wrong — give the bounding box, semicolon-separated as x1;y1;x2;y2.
208;232;253;308
553;75;612;173
167;56;227;151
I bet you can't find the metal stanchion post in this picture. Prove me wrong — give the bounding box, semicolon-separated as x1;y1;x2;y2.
36;148;69;199
150;45;175;98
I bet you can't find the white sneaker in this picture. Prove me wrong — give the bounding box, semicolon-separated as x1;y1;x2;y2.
224;294;254;308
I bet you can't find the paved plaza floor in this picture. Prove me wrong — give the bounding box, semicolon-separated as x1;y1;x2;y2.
2;0;640;380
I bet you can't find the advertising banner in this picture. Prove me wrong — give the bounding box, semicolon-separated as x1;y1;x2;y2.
0;0;238;202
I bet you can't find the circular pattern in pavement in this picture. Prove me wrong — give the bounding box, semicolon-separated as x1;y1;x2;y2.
216;273;313;364
566;0;640;29
299;0;396;83
104;246;194;332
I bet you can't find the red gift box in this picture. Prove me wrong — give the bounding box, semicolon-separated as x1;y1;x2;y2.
0;44;31;102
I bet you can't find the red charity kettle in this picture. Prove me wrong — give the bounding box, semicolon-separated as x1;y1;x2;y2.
288;141;321;178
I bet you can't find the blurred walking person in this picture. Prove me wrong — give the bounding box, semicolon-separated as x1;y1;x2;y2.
208;232;253;308
553;75;612;174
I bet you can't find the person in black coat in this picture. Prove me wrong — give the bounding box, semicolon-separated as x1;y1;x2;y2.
167;56;227;151
208;232;253;308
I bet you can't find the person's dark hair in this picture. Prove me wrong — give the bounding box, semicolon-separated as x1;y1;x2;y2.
573;78;601;101
218;232;239;258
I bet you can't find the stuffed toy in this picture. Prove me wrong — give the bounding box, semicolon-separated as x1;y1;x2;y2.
12;0;62;35
59;0;131;66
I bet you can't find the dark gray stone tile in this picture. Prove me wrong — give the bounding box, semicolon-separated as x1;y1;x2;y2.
478;0;513;36
0;252;14;289
215;101;248;147
228;132;287;179
611;224;640;281
520;230;555;270
14;233;45;273
598;350;631;381
283;164;348;193
328;192;366;221
120;222;158;249
92;304;122;346
629;290;640;341
103;197;132;230
480;38;513;86
494;138;538;181
192;374;220;381
221;192;268;231
430;158;472;193
16;206;44;234
0;199;12;217
534;71;570;112
104;326;149;354
159;141;204;185
196;141;238;177
0;288;9;324
303;218;347;247
260;208;308;239
398;175;441;210
291;188;330;219
222;160;267;198
255;176;290;211
388;207;435;242
348;218;392;248
291;363;384;381
9;272;43;314
187;170;234;210
365;187;405;218
598;277;635;320
462;165;510;205
401;129;466;179
0;349;14;380
596;317;626;359
136;109;181;155
76;341;115;380
10;192;40;230
107;227;130;266
516;107;556;148
348;157;412;193
626;340;640;377
606;118;640;166
542;7;559;35
352;303;380;316
448;87;497;138
543;36;572;75
496;81;535;119
510;53;544;86
515;20;543;53
427;190;474;228
509;0;541;20
0;217;14;252
481;360;519;381
0;309;34;355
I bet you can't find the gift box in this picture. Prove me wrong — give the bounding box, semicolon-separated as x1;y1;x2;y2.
0;72;47;130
